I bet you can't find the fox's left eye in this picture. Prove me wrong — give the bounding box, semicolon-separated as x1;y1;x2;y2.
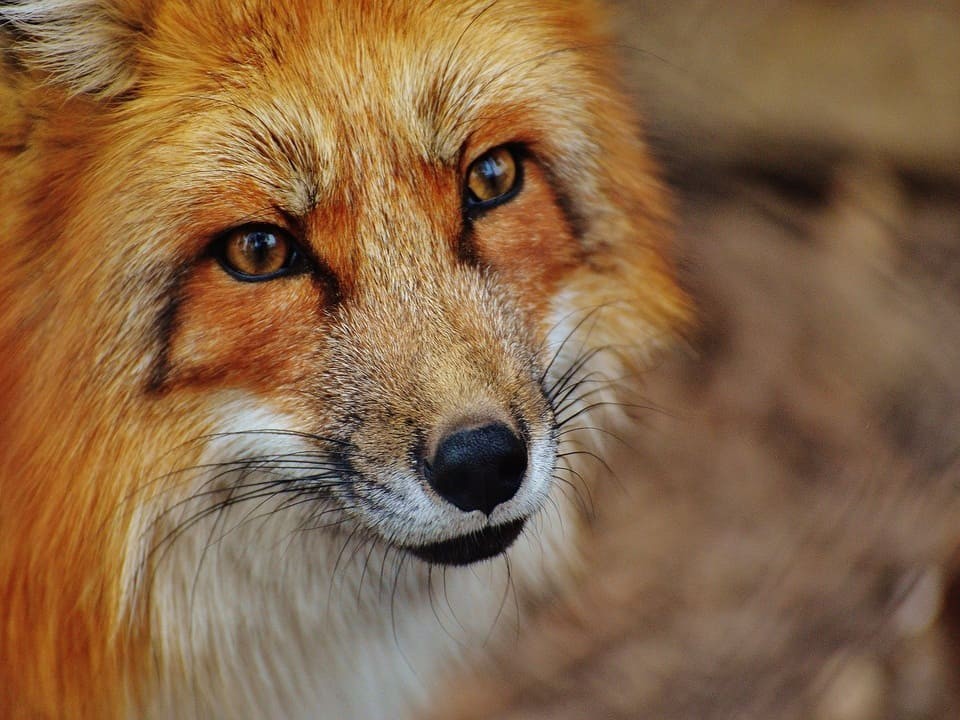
214;225;305;281
465;146;521;211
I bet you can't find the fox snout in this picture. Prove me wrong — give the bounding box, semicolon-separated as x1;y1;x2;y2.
309;272;558;565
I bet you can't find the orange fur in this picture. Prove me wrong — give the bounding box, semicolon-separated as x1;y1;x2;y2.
0;1;690;717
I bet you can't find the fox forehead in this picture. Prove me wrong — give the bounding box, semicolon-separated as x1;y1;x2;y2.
134;0;604;214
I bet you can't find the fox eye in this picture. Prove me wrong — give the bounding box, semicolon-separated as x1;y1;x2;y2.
214;224;304;281
465;146;521;211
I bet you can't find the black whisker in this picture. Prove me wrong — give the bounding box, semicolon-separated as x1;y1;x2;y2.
485;556;514;646
556;448;615;477
551;370;613;417
556;398;660;428
330;523;365;592
357;535;381;603
539;304;611;386
548;346;610;401
551;471;595;518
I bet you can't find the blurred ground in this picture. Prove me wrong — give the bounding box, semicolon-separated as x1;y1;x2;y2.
431;3;960;719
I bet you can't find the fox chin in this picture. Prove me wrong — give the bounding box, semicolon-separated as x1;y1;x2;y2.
0;1;691;718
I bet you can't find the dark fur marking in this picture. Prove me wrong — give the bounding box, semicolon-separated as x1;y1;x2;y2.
147;266;189;394
408;426;428;477
269;210;345;304
538;161;587;243
456;222;480;266
314;263;343;307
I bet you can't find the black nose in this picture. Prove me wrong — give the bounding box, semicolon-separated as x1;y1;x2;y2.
426;422;527;516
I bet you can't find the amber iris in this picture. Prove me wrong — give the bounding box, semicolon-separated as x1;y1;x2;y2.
219;225;297;280
466;147;519;206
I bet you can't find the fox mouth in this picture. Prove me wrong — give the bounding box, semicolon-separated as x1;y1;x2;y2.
403;518;526;566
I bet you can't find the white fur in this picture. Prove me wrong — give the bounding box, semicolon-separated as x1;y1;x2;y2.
133;395;578;719
0;0;140;96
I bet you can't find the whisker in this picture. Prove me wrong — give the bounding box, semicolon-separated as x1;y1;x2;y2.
556;398;664;428
389;553;417;676
556;449;615;477
539;304;612;386
551;371;614;417
330;524;365;590
295;507;357;534
357;535;381;603
551;469;595;518
485;555;514;645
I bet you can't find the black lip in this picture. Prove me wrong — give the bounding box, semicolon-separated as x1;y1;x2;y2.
404;518;526;566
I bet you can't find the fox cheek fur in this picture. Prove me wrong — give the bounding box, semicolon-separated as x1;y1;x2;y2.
0;1;692;717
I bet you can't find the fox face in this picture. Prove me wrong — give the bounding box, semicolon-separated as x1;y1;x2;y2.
0;0;690;717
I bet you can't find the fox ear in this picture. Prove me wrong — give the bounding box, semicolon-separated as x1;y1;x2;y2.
0;0;150;97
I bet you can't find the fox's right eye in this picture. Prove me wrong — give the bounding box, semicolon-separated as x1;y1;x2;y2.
214;224;305;282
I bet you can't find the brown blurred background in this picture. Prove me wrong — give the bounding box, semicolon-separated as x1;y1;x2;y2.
433;3;960;719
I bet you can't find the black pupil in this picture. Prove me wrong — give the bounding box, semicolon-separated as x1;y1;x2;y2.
243;231;279;270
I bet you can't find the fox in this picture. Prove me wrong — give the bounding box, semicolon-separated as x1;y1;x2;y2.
0;0;691;717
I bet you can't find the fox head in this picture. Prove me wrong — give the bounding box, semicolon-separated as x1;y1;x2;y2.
0;0;690;716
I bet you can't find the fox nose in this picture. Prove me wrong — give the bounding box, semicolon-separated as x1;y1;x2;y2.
426;422;527;516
